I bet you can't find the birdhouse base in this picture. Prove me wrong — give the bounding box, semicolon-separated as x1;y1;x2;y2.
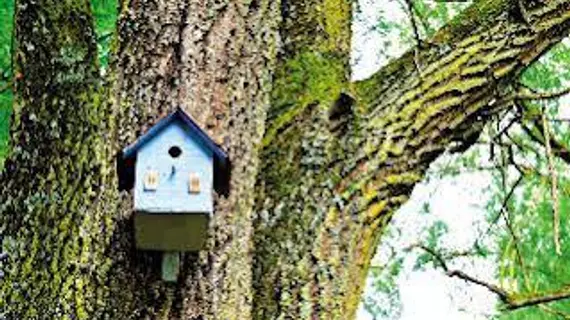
134;213;209;251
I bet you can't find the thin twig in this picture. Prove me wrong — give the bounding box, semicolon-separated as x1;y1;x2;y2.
515;100;570;166
409;0;431;37
412;244;509;301
404;0;423;79
491;115;520;144
478;174;524;243
542;108;562;255
473;174;524;252
412;245;570;311
500;203;532;290
515;86;570;100
538;305;570;319
521;120;570;165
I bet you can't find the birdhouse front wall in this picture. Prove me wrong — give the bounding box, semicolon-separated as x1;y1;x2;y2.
134;120;214;213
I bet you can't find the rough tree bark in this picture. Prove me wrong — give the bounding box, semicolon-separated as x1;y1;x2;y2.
1;0;570;319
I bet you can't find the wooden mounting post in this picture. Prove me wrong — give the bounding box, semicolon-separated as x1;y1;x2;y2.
161;252;180;282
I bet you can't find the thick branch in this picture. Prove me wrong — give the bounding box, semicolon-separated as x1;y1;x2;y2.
338;0;570;223
258;1;570;318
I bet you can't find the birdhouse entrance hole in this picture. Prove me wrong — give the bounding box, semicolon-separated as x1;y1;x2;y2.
168;146;182;158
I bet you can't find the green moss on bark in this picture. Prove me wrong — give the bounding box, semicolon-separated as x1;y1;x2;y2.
0;1;118;318
264;52;345;147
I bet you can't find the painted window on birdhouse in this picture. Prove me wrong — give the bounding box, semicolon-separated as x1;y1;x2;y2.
188;173;200;194
144;170;159;191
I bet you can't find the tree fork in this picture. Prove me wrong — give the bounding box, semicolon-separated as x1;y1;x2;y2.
257;0;570;318
338;0;570;284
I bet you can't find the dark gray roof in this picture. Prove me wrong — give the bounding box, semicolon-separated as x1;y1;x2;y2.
122;107;227;161
118;107;230;195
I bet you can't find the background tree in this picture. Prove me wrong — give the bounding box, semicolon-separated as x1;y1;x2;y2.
2;0;570;319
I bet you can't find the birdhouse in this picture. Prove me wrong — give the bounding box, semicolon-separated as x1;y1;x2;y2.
117;108;230;252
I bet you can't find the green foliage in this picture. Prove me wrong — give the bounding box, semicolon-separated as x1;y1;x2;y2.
361;258;404;320
411;0;470;39
356;0;470;64
0;0;12;72
361;226;405;320
493;180;570;319
490;43;570;318
0;91;11;168
413;221;449;269
0;0;14;166
91;0;117;69
521;41;570;90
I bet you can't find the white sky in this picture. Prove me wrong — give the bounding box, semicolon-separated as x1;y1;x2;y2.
356;160;499;320
352;1;499;319
352;0;408;80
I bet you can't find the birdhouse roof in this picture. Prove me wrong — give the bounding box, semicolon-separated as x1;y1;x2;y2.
117;107;230;195
122;107;227;161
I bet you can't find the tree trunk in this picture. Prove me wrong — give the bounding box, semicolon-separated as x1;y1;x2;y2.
0;1;114;318
107;0;280;318
2;0;570;319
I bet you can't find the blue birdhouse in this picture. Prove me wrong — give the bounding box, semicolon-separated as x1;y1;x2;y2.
117;108;229;253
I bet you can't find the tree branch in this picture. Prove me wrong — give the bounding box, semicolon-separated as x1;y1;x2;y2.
342;0;570;222
316;2;570;313
515;85;570;100
409;0;432;37
447;269;510;301
499;196;534;291
404;0;423;77
541;108;562;255
520;115;570;165
478;174;523;242
506;288;570;310
412;244;509;301
413;245;570;311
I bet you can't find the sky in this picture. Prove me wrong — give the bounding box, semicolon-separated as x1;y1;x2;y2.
351;0;407;80
355;167;498;320
352;1;500;319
